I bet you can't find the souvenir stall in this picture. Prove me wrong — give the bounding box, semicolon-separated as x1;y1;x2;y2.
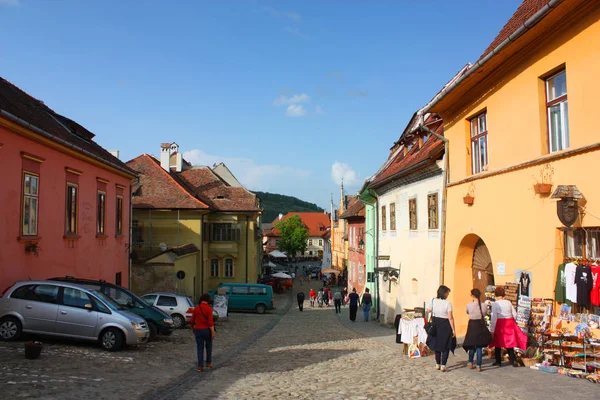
395;307;428;358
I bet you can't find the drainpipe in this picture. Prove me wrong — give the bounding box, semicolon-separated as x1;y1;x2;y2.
246;215;250;283
128;184;133;289
200;213;204;296
417;119;449;286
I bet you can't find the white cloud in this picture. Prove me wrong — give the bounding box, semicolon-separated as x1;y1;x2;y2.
347;88;369;98
331;161;361;187
283;26;308;39
0;0;19;5
272;93;310;107
315;105;324;115
286;104;306;117
182;149;312;191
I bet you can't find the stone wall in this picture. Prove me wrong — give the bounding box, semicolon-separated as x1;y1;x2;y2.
131;263;178;295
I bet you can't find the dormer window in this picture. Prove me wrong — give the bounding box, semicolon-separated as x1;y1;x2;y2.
214;195;225;199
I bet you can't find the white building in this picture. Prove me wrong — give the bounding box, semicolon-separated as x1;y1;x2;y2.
368;112;446;324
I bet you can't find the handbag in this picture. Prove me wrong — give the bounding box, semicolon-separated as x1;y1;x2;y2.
424;298;437;337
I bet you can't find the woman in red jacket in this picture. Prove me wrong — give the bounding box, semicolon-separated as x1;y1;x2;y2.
191;294;215;372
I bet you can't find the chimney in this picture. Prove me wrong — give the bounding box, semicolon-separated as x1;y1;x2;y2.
278;213;283;220
110;150;120;160
175;153;183;172
160;143;171;171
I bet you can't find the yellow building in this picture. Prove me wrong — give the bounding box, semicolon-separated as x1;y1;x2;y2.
127;143;262;300
331;183;351;271
427;0;600;335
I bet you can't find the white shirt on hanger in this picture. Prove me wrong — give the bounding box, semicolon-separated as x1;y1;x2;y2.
565;262;578;303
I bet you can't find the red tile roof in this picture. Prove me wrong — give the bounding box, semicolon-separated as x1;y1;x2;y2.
478;0;552;61
179;167;260;212
126;154;260;212
0;77;136;177
127;154;209;209
268;212;331;237
339;197;365;219
370;115;444;188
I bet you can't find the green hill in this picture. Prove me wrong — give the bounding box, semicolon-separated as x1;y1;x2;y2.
254;191;325;223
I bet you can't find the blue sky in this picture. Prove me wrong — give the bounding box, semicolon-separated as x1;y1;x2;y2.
0;0;522;210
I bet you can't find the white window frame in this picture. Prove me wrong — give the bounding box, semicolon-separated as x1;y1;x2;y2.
22;173;39;236
545;70;569;153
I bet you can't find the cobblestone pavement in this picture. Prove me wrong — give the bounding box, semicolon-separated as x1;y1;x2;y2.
179;281;599;400
0;292;289;400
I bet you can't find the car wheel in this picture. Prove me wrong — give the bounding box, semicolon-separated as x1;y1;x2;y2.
148;322;158;341
100;328;123;351
172;314;185;329
255;304;266;314
0;317;22;341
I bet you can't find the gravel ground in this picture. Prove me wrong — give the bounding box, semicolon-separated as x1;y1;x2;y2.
0;300;285;399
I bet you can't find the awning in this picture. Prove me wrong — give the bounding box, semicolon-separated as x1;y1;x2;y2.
269;250;287;258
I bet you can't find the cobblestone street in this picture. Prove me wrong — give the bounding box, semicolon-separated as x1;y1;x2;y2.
1;281;598;399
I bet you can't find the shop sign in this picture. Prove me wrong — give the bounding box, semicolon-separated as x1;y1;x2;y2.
377;255;390;260
557;198;578;227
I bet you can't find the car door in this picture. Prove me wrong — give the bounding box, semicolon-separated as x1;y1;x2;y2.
156;295;178;315
230;286;248;309
56;287;99;339
20;284;60;333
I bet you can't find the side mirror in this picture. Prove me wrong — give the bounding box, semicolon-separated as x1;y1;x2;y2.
84;303;93;310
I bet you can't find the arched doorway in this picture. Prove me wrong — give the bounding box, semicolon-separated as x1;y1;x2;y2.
472;239;495;295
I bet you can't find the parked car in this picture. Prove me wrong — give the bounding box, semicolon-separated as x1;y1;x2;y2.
49;276;174;340
207;283;275;314
141;292;219;328
0;281;149;351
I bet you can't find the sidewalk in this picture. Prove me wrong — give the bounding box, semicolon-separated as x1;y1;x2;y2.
337;308;599;400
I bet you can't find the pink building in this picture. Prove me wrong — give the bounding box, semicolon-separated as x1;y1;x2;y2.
0;78;136;291
339;197;366;294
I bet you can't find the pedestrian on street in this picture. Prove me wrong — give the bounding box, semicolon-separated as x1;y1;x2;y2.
309;288;316;307
490;286;527;367
333;290;342;313
317;289;324;308
425;285;456;373
191;294;215;372
323;286;330;307
360;288;372;322
348;288;359;322
297;291;305;311
341;287;348;306
463;288;492;372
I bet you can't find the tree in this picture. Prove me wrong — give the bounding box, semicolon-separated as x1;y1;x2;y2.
274;215;309;257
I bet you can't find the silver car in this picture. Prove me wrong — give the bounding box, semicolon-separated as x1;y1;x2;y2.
0;281;149;351
142;292;218;328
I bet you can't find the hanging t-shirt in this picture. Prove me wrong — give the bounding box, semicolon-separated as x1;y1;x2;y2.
519;272;531;296
575;264;593;309
555;264;567;303
565;262;578;303
591;265;600;307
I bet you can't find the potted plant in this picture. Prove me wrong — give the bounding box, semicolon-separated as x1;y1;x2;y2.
24;341;43;359
533;164;554;196
463;183;475;205
25;241;40;256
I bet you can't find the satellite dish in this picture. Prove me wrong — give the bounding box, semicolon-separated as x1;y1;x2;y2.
159;242;168;251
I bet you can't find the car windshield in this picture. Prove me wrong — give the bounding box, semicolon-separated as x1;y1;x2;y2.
91;290;125;311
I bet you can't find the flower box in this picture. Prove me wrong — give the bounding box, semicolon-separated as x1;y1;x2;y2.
533;183;552;195
463;196;474;205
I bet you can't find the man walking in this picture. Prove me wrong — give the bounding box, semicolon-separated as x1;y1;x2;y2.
297;291;305;312
360;288;372;322
348;288;359;322
333;290;342;314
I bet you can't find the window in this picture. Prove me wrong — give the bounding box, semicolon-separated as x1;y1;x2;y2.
319;239;323;246
308;239;313;246
116;195;123;235
10;285;35;299
157;296;178;307
563;228;600;259
63;288;92;308
97;191;106;235
142;294;158;305
470;112;488;174
428;193;439;229
22;173;39;236
249;286;267;295
381;205;387;231
24;285;59;304
390;203;396;231
546;70;569;153
65;184;78;235
232;286;248;295
211;259;219;277
409;198;417;231
211;223;241;242
225;258;233;278
115;272;122;286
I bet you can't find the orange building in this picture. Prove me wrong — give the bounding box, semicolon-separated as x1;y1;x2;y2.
426;0;600;335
